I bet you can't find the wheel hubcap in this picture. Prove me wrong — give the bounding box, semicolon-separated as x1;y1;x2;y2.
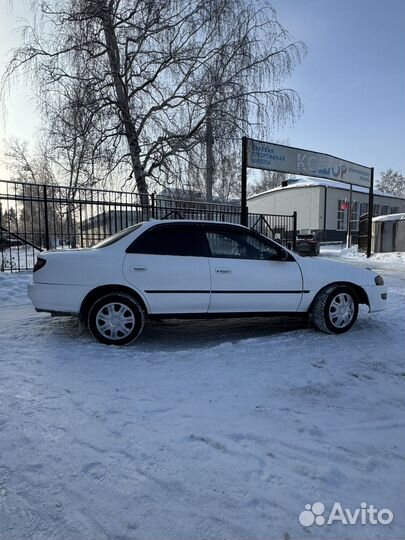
95;302;135;340
329;293;355;328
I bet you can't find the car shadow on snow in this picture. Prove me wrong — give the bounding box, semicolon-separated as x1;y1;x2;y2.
27;312;309;351
137;315;310;350
30;306;390;352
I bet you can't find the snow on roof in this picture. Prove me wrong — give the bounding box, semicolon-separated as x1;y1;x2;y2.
248;177;402;200
373;213;405;222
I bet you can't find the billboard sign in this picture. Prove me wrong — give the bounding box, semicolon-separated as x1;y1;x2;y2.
246;139;372;188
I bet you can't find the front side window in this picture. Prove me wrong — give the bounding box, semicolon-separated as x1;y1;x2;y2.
205;228;280;260
127;224;204;257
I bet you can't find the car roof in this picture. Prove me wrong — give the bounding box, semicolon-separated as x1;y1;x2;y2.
143;219;248;228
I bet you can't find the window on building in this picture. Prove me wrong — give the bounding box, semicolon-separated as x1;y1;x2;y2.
360;202;368;217
373;204;381;217
337;200;346;230
350;202;359;231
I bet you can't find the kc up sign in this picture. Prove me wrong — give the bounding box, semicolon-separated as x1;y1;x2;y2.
240;137;374;257
245;139;372;188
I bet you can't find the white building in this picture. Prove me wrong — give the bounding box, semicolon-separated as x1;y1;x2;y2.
248;177;405;242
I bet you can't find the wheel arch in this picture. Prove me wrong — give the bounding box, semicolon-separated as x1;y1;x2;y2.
80;284;149;321
309;281;369;312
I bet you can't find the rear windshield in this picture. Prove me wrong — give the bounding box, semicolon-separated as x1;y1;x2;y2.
297;234;316;240
93;223;143;248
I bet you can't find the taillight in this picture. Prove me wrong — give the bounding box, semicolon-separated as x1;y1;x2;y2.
33;257;47;272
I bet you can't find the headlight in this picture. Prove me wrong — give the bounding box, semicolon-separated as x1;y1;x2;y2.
374;275;384;286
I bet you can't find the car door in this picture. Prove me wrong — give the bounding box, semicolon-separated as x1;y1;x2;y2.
204;225;303;313
123;223;210;314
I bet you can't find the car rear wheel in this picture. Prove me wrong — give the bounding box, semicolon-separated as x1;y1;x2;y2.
88;293;145;345
311;285;358;334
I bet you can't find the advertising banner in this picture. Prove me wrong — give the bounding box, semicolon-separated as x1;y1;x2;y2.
246;139;372;188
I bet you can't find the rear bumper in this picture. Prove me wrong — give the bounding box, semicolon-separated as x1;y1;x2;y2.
365;285;388;312
27;282;90;315
296;245;318;254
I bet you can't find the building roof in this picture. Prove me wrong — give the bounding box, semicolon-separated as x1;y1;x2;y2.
248;177;403;200
373;213;405;223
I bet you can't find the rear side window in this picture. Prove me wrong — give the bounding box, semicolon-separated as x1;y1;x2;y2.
127;224;205;257
93;223;143;248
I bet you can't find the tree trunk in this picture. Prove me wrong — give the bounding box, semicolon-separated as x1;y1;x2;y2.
205;107;214;202
100;5;149;203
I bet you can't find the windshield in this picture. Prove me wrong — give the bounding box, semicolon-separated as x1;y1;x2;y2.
92;223;143;248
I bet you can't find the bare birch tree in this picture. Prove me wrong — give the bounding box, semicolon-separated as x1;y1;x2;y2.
186;2;305;200
2;0;305;199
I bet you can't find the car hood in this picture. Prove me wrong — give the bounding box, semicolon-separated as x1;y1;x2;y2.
296;255;378;289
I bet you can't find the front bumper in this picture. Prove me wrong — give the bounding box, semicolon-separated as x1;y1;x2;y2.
365;284;388;312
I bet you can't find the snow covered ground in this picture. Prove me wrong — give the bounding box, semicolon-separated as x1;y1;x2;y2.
0;257;404;540
320;243;405;276
0;246;40;272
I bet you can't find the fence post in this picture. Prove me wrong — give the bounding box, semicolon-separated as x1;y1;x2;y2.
292;211;297;251
79;202;84;247
151;192;155;219
43;185;50;250
241;136;248;226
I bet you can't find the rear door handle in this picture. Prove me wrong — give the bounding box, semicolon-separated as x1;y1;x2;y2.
216;268;231;274
131;265;147;271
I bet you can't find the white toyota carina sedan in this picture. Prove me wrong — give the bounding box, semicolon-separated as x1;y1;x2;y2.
28;220;387;345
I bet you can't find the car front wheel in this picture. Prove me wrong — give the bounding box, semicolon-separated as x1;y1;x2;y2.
311;285;359;334
88;293;145;345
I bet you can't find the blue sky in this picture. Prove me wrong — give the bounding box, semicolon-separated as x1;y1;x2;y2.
0;0;404;181
270;0;405;179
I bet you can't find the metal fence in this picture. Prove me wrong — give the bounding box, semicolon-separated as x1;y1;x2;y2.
0;179;297;271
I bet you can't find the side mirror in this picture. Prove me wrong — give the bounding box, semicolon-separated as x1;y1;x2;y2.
279;250;289;261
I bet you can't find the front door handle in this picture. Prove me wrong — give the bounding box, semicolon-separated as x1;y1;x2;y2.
131;265;147;271
216;268;231;274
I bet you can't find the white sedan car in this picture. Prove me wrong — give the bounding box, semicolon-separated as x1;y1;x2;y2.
28;220;387;345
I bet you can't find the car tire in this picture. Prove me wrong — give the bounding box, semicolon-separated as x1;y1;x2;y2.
311;285;359;334
87;293;145;345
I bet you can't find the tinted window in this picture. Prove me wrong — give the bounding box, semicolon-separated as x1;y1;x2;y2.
205;228;280;260
128;225;204;256
297;234;316;240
